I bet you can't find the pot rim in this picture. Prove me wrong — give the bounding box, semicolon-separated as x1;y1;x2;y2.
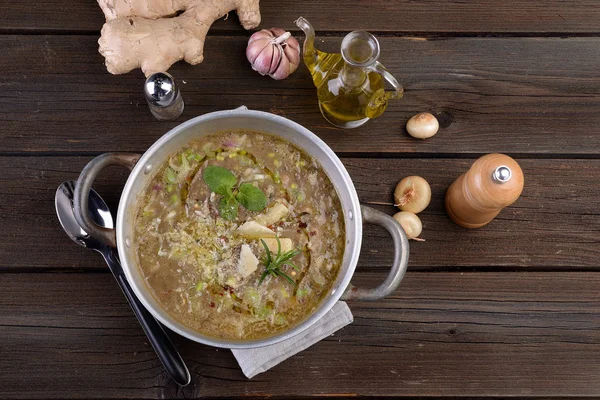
116;108;363;349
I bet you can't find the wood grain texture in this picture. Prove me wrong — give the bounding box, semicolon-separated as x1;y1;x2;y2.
1;156;598;271
1;35;600;156
2;0;600;34
2;0;600;397
2;272;600;398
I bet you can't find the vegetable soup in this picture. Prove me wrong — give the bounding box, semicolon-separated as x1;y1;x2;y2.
134;131;345;339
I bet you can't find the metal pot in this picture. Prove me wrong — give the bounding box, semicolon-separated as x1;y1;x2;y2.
74;107;409;349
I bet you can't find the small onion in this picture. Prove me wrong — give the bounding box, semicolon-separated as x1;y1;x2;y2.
394;175;431;214
406;112;439;139
393;212;424;241
246;28;300;80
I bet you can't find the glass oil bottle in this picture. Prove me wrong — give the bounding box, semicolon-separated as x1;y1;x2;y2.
296;17;403;128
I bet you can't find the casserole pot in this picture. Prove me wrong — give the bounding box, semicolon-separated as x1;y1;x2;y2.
74;107;409;349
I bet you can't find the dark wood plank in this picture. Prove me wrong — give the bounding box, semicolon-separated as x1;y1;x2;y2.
2;156;598;271
2;35;600;156
2;0;600;34
2;271;600;398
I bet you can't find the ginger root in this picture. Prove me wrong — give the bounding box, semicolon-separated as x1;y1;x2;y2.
97;0;261;76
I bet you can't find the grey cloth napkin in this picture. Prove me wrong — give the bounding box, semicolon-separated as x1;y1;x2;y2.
232;301;353;378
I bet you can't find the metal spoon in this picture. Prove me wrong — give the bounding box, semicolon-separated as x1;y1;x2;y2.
55;181;191;386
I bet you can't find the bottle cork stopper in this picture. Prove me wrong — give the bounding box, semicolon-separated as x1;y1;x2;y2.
445;153;524;228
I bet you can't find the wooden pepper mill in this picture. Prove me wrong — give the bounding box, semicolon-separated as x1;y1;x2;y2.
445;153;524;228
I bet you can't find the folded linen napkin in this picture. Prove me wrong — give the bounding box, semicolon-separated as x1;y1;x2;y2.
232;301;353;378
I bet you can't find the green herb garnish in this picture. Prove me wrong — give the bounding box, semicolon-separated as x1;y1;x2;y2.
218;195;239;220
203;165;237;195
258;237;300;287
203;165;267;220
236;183;268;211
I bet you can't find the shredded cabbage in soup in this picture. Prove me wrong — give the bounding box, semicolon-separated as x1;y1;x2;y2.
134;131;345;339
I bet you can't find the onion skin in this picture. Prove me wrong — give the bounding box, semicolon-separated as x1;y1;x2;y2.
246;28;300;80
394;175;431;214
406;113;439;139
393;211;424;241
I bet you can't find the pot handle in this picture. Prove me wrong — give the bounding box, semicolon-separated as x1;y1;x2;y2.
74;153;141;248
341;205;410;301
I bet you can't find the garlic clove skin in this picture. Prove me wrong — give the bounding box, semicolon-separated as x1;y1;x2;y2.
271;37;300;80
248;29;273;42
283;37;300;66
246;35;275;75
269;27;289;40
252;47;274;75
270;54;290;80
269;44;282;73
406;112;440;139
246;38;270;65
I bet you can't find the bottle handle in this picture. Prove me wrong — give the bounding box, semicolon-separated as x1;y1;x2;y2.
365;62;403;118
372;62;404;100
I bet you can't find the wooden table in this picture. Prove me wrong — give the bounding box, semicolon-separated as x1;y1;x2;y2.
2;1;600;398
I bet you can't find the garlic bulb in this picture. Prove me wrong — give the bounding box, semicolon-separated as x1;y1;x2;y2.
246;28;300;80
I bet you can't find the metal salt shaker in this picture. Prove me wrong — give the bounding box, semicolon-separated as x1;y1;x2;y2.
144;72;184;121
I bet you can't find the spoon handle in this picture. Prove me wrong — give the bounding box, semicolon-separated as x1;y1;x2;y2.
102;247;191;386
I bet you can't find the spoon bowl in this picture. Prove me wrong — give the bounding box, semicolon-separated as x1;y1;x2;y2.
55;181;113;250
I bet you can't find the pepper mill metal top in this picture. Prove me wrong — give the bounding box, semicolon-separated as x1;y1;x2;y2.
492;165;512;183
144;72;184;121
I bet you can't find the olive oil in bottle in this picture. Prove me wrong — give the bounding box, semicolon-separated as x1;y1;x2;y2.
296;17;403;128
